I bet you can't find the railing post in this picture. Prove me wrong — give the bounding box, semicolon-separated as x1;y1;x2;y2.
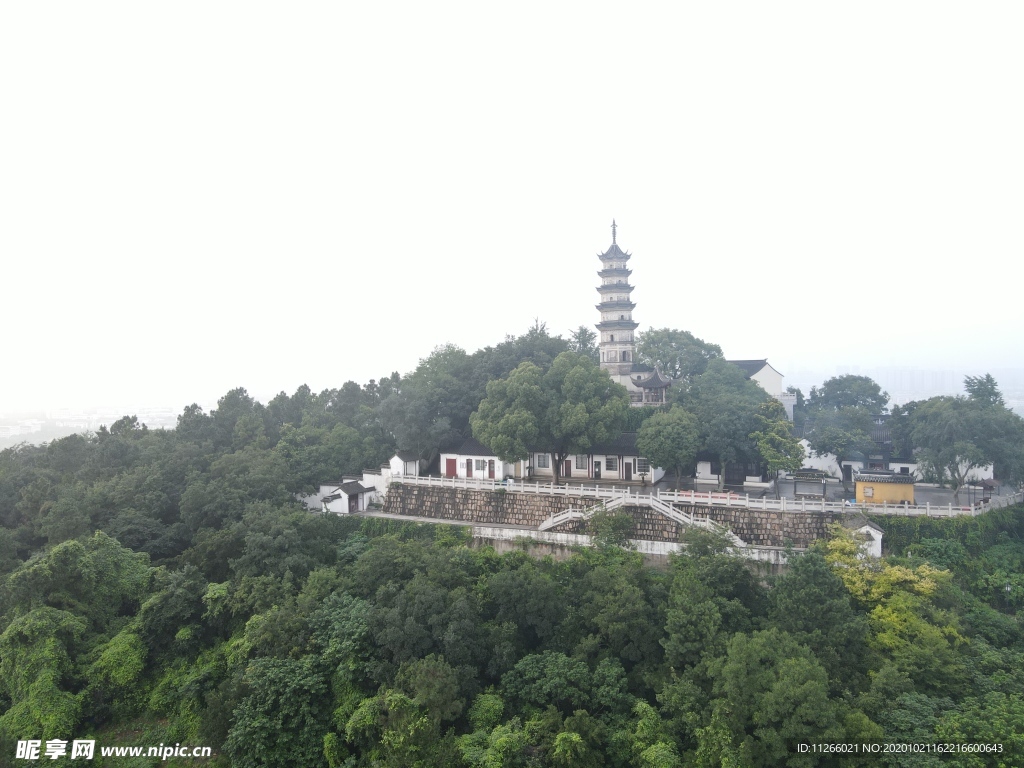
782;497;786;511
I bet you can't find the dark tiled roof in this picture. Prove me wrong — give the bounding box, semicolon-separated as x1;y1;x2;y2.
727;359;769;378
636;369;672;388
338;480;373;494
856;471;915;484
589;431;639;455
842;512;886;532
453;437;499;457
598;243;631;259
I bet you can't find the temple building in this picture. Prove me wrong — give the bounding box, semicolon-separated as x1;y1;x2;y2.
596;222;672;405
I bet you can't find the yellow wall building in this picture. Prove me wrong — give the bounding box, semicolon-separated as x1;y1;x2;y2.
855;471;915;505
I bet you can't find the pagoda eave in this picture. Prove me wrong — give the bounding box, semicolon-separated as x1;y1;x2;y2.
596;321;639;331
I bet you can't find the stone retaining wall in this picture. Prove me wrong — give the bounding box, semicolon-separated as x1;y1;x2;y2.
383;485;839;547
688;505;841;548
383;483;601;527
546;506;683;541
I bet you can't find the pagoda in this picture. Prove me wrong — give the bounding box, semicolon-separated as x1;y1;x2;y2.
596;221;671;405
596;220;638;378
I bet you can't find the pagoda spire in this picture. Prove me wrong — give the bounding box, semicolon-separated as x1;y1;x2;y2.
611;219;617;245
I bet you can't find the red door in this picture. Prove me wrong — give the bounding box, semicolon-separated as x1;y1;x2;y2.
488;460;495;479
445;459;457;478
564;460;572;478
467;459;473;478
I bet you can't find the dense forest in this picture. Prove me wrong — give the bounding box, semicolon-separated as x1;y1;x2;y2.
2;326;1023;766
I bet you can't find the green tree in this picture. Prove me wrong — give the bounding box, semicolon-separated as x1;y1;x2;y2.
662;535;764;671
702;628;845;767
803;407;874;491
963;373;1005;407
936;692;1024;765
344;688;460;767
226;657;332;768
749;402;805;498
636;328;722;382
395;653;465;724
636;406;700;490
0;608;86;747
380;344;479;460
471;352;629;484
807;374;889;413
500;651;634;720
910;393;1024;503
766;551;868;690
567;325;599;363
803;375;888;492
685;359;769;490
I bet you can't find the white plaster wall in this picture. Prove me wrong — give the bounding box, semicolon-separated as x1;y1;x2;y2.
855;525;883;558
888;463;920;479
389;456;421;477
324;490;376;514
694;462;767;487
529;453;662;483
799;440;841;474
751;365;784;399
362;470;389;497
963;463;995;481
440;453;505;480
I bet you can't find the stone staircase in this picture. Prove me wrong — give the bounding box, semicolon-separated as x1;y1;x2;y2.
538;493;746;548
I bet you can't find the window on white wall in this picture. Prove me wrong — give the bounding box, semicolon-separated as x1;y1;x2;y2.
536;454;550;468
475;459;486;471
637;458;650;473
605;457;618;471
575;455;587;469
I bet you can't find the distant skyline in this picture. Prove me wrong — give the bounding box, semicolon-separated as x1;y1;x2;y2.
3;3;1022;417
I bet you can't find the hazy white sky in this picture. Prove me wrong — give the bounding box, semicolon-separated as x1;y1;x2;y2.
3;2;1022;414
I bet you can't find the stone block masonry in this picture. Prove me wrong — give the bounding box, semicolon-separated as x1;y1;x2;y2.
689;505;841;548
383;485;841;548
383;483;603;528
545;506;684;542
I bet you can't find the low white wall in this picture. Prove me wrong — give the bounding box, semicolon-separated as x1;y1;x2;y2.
470;526;799;564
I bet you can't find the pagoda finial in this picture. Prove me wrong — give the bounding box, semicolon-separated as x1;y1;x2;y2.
611;219;617;245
